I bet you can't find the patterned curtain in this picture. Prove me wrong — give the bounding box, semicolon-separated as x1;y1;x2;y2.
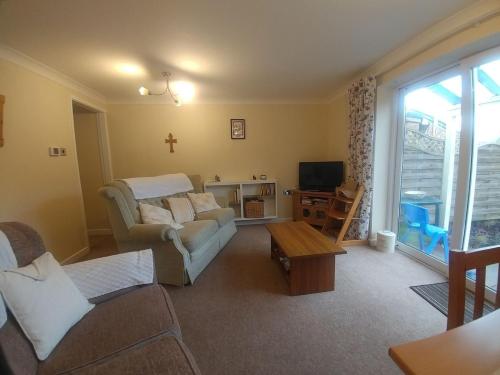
346;76;376;240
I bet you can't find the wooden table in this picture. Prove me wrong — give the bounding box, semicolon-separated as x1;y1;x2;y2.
389;309;500;374
265;221;346;295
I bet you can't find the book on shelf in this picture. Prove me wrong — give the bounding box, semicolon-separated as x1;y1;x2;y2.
232;188;241;204
259;183;275;196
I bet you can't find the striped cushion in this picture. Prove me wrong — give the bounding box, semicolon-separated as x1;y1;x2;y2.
63;250;154;300
164;198;195;224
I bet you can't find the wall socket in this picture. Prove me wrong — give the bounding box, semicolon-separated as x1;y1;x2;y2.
49;147;67;157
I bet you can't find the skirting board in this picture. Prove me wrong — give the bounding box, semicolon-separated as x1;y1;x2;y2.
61;246;89;265
236;220;369;247
236;217;292;226
88;228;112;236
340;239;369;246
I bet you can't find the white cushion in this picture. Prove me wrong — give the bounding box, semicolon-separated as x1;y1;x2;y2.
139;203;183;230
187;192;221;214
165;197;195;224
0;252;94;360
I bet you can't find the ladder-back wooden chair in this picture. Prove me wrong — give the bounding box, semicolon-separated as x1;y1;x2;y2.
447;246;500;330
321;184;364;245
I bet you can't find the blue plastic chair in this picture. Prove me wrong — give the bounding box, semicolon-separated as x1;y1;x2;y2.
400;203;449;263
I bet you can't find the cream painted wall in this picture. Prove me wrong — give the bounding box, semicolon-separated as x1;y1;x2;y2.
107;103;329;218
327;94;349;173
0;58;106;261
371;86;396;238
74;113;110;232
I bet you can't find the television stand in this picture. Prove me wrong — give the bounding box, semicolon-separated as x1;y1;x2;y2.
292;190;336;227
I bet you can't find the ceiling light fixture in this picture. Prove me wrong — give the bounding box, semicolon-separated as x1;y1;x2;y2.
138;72;189;106
118;64;143;75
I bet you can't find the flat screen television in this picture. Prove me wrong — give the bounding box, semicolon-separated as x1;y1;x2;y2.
299;161;343;192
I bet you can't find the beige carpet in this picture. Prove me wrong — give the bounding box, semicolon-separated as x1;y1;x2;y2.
161;224;446;375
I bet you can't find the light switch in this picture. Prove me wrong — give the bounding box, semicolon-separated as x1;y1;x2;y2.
49;147;67;156
49;147;59;156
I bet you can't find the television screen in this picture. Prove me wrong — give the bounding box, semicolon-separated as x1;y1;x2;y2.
299;161;343;191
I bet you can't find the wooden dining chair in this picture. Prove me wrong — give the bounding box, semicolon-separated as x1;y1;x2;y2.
447;246;500;330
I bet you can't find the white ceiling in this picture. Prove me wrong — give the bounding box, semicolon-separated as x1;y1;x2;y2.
0;0;478;103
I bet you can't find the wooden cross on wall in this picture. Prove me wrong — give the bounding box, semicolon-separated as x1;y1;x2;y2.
165;132;177;153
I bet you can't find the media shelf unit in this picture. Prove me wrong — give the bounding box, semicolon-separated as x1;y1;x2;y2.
292;190;336;227
204;179;278;221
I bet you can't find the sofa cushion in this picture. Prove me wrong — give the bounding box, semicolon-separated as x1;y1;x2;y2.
0;252;94;360
187;192;221;214
70;335;201;375
196;208;235;228
178;220;218;252
139;203;184;230
140;192;187;210
165;197;196;224
38;285;181;375
106;175;202;225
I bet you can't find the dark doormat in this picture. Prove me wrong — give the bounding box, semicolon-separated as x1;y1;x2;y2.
410;282;495;323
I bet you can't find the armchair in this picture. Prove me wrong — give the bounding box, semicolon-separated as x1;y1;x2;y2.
0;221;200;375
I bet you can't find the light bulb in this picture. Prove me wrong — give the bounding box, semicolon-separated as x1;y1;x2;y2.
138;86;149;96
118;64;142;75
170;81;195;103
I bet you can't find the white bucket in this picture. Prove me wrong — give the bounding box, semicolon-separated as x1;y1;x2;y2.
376;230;396;253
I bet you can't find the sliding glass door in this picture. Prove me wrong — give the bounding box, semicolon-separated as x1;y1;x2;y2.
395;48;500;290
397;73;461;267
466;57;500;289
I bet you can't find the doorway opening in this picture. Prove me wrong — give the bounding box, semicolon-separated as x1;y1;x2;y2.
72;100;113;252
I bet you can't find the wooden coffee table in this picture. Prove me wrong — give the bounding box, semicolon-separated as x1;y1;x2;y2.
265;221;346;295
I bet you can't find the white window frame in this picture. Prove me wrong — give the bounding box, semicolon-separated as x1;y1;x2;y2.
389;46;500;280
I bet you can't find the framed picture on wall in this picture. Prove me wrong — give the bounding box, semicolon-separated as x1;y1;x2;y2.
231;119;245;139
